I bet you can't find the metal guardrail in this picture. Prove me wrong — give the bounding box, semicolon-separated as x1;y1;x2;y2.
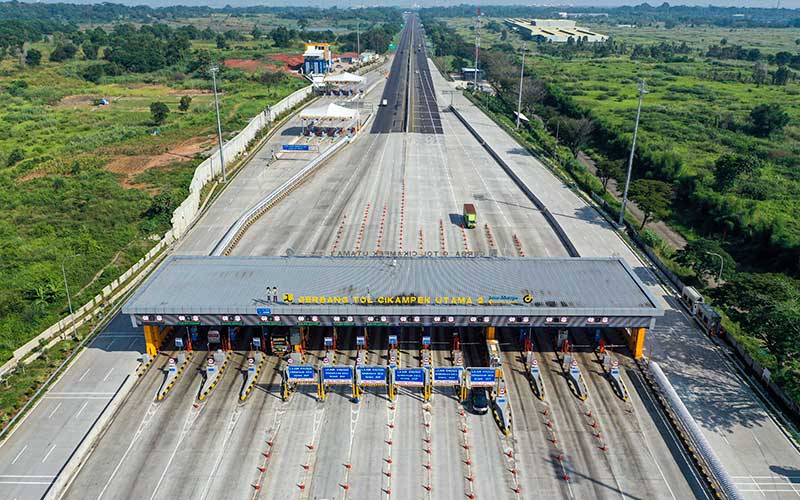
448;104;580;258
648;361;742;500
211;136;352;256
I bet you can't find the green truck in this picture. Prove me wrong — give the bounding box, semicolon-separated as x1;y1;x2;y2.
463;203;477;229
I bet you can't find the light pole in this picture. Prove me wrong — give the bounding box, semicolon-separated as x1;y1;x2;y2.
516;44;527;129
705;251;724;282
473;9;480;91
618;79;647;227
357;21;360;55
61;253;81;338
210;66;227;183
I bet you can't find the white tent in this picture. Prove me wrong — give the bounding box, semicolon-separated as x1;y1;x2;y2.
323;72;365;84
299;103;359;121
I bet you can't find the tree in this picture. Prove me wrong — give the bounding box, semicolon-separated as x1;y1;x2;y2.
251;26;263;40
675;238;735;282
595;158;624;192
81;63;104;83
773;66;790;86
628;179;672;229
150;101;169;125
216;33;228;50
49;42;77;62
753;62;768;86
713;153;761;191
178;95;192;112
556;116;594;154
6;147;24;166
82;40;98;60
105;31;166;72
749;103;790;137
24;48;41;66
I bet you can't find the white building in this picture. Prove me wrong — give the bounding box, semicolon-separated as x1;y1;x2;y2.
505;18;608;43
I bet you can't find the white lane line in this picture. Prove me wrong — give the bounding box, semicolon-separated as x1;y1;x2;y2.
78;368;91;382
102;368;115;382
43;396;110;400
48;392;114;396
0;475;55;478
75;401;90;418
0;480;52;485
47;402;63;419
41;445;56;463
10;445;28;465
721;435;730;445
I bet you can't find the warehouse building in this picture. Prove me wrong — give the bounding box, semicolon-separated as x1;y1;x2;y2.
505;18;608;43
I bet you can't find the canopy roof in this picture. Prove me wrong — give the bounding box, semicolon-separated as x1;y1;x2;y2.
324;72;365;84
299;103;358;120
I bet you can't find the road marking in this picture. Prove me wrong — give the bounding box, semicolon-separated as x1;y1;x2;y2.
43;396;109;400
10;445;28;464
41;445;56;463
48;392;114;396
75;401;90;418
102;368;115;382
0;475;55;478
78;368;91;382
47;402;63;419
96;402;161;500
0;480;52;485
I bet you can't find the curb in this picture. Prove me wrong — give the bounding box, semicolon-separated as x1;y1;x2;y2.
240;355;267;401
199;355;229;401
157;353;193;401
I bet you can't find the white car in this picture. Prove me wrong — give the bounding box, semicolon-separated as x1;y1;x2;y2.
381;99;388;106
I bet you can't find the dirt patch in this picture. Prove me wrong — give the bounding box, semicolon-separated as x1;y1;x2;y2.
268;53;305;71
223;58;283;73
166;88;214;96
18;170;49;182
55;95;96;108
104;135;214;188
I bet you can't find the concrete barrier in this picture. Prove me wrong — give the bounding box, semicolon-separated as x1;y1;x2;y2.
449;105;580;258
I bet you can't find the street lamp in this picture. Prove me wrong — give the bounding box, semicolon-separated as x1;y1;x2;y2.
618;79;647;227
516;44;528;129
61;253;81;338
209;66;227;184
705;251;724;282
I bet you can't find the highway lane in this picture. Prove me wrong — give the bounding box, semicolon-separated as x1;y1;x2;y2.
0;315;144;500
433;54;800;497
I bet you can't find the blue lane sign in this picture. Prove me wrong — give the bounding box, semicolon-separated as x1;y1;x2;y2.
286;365;316;382
256;308;271;315
388;335;398;345
356;336;366;346
395;368;425;386
282;144;310;151
322;366;353;383
469;368;496;387
357;366;387;384
422;336;431;346
433;367;463;384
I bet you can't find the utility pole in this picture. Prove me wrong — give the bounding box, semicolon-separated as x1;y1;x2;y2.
618;79;647;227
61;254;81;339
516;44;527;129
357;21;360;55
210;66;227;183
473;7;480;91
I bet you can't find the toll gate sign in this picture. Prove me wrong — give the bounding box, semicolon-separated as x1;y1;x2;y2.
433;367;463;385
468;368;496;387
357;366;387;386
394;368;425;387
286;365;316;382
322;366;353;385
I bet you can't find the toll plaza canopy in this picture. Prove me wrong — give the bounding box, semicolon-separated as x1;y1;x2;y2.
124;256;663;329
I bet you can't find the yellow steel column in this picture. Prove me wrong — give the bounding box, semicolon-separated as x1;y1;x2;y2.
144;325;159;358
486;326;496;340
628;327;646;359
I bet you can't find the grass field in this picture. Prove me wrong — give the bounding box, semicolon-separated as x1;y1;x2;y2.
0;38;307;362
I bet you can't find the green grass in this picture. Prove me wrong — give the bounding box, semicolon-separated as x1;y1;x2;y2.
0;38;307;363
